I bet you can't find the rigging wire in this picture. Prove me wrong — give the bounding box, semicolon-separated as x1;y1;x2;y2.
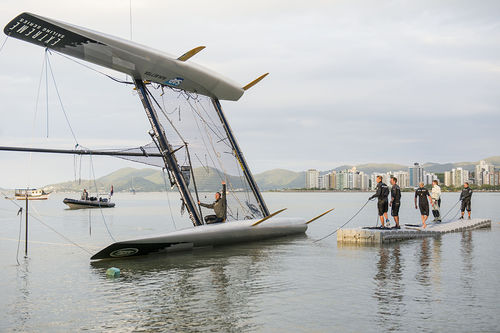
314;199;373;243
0;35;8;53
161;168;177;230
88;153;116;242
129;0;133;41
1;191;93;255
50;50;133;85
45;49;49;137
46;52;79;144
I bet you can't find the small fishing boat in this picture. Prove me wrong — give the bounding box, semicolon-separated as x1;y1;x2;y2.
63;197;115;209
14;188;51;200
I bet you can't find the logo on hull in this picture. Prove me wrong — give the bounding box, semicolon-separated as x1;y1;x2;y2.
164;77;184;87
110;248;139;257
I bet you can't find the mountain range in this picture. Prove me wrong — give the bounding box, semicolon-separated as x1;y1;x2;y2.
44;156;499;192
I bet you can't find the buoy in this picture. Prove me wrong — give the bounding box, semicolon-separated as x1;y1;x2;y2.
106;267;120;278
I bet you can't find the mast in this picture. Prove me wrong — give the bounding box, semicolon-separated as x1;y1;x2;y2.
135;79;203;226
212;98;270;216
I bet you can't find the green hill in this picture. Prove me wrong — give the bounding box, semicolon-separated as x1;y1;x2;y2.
254;169;305;190
45;155;499;192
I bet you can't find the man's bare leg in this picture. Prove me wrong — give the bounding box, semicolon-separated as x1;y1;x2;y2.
394;216;399;227
380;215;385;227
422;215;428;228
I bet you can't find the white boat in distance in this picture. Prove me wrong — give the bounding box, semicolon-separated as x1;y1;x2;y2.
14;188;51;200
2;12;332;260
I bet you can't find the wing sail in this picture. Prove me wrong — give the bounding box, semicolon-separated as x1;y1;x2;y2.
4;13;244;101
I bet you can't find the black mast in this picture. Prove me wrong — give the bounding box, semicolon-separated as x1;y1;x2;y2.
212;98;270;216
135;79;203;226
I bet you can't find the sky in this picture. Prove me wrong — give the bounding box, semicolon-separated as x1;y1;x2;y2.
0;0;499;188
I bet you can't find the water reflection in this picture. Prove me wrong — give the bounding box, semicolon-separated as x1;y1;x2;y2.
431;238;442;294
9;259;31;332
460;231;475;303
373;244;405;332
88;238;302;332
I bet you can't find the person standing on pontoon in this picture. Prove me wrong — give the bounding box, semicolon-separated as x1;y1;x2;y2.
459;182;473;219
369;175;390;228
431;180;442;222
415;182;432;228
198;181;227;224
390;176;401;229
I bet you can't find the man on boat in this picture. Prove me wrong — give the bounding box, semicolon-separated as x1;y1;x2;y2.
415;182;432;228
390;176;401;229
459;182;473;219
431;180;442;222
81;189;89;201
369;175;390;228
198;181;227;224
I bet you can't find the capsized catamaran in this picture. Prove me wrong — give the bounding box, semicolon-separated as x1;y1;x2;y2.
3;12;332;260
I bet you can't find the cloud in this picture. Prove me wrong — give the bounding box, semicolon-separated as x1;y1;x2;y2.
0;0;499;187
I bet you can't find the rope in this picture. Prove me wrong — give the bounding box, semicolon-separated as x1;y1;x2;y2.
1;191;92;254
314;199;372;242
16;207;23;265
88;153;116;242
441;200;460;221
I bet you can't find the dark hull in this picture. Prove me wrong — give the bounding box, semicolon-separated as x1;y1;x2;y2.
63;198;115;209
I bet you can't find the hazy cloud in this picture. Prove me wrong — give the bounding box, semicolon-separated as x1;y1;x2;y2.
0;0;499;187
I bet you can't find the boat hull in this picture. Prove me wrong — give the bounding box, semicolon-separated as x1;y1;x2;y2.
91;217;307;260
15;194;49;200
63;198;115;209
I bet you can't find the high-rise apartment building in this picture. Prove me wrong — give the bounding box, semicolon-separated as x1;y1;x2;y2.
475;160;495;186
409;162;424;187
306;169;320;189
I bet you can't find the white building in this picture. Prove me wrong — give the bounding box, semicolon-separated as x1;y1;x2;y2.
409;162;424;187
306;169;320;189
452;168;469;187
475;160;495;186
320;174;331;189
444;171;452;187
391;171;410;188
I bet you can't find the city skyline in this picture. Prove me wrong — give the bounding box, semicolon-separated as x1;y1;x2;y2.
306;159;499;191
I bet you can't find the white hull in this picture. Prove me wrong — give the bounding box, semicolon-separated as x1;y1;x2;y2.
91;217;307;260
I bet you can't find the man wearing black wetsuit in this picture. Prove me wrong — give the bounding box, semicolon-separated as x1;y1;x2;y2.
369;175;390;228
459;182;473;219
414;182;432;228
390;177;401;229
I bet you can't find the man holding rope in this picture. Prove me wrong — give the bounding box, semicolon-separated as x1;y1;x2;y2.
459;182;473;219
369;175;390;228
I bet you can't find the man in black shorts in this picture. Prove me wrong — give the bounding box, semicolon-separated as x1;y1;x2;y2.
459;182;473;219
414;182;432;228
369;175;390;228
390;177;401;229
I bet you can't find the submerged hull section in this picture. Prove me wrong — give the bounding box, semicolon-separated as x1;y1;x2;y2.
91;217;307;260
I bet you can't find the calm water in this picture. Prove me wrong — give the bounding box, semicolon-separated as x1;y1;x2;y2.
1;191;499;332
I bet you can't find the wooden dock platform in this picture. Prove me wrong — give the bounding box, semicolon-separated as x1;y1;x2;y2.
337;218;491;244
